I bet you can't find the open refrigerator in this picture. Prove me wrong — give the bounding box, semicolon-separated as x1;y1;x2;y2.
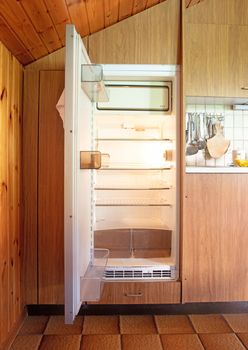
63;25;180;323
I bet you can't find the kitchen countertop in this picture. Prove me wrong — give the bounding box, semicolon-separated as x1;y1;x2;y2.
186;166;248;174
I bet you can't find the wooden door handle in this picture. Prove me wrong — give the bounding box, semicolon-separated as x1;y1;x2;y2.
124;292;143;297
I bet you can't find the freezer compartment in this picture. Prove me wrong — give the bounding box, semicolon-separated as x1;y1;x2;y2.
94;228;171;259
80;248;109;302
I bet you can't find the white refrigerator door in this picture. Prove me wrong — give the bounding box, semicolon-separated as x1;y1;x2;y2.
64;25;93;323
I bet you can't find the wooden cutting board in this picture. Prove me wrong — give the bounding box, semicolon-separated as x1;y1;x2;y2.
207;122;230;159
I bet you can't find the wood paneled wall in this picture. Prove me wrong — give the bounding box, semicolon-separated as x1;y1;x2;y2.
89;0;180;64
0;42;25;349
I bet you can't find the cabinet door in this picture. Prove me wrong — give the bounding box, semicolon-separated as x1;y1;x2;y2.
185;23;248;97
185;23;229;97
64;25;93;323
39;71;65;304
182;174;248;302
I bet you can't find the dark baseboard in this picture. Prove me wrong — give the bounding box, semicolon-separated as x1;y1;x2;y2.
27;302;248;316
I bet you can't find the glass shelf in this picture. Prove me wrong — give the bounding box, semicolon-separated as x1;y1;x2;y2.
97;164;172;170
81;64;109;102
96;204;172;207
96;138;172;142
95;187;171;190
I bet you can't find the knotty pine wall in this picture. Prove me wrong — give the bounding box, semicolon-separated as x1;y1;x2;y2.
0;42;24;350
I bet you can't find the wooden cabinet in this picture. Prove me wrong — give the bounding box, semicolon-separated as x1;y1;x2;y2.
182;174;248;303
93;281;181;304
23;69;65;304
184;1;248;97
88;0;180;64
38;71;64;304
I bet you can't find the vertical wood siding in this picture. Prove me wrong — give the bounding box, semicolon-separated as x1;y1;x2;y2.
0;41;24;349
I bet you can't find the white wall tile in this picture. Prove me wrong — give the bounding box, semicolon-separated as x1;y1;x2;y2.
233;140;244;150
234;128;243;140
224;127;233;139
224;115;234;127
244;128;248;140
234;114;243;127
243;116;248;127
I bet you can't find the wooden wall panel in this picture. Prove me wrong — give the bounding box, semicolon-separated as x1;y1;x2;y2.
182;174;248;302
38;71;64;304
0;42;25;349
88;0;180;64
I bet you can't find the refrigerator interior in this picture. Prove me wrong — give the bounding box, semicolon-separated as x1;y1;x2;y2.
92;65;180;281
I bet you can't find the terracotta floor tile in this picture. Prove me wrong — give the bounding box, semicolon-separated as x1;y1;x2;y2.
81;335;121;350
237;333;248;349
224;314;248;333
122;334;163;350
160;334;205;350
39;335;81;350
10;335;42;350
120;315;157;334
155;315;195;334
199;333;246;350
18;316;49;335
189;314;232;333
44;316;84;335
82;316;119;334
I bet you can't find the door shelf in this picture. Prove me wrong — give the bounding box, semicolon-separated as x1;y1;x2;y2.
80;248;109;302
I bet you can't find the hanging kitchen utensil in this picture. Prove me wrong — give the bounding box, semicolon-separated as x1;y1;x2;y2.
206;122;230;159
197;113;206;150
186;113;198;156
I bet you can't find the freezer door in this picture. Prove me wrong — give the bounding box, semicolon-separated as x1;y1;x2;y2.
64;25;93;323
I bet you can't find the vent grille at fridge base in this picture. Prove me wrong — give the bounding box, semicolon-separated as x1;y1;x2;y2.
104;266;176;280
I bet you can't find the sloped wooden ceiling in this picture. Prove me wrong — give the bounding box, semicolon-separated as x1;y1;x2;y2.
0;0;166;65
0;0;204;65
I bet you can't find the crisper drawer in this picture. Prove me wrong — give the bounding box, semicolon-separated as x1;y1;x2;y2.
90;281;181;304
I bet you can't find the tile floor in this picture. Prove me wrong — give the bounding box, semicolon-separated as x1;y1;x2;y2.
10;314;248;350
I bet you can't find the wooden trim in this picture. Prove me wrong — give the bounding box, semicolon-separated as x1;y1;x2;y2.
26;301;248;316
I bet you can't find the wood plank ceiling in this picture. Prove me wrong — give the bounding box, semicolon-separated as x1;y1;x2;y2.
0;0;204;65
